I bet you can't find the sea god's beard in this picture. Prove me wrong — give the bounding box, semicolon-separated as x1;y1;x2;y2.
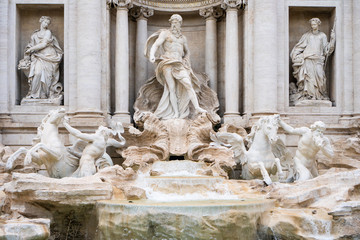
171;25;182;38
312;131;325;147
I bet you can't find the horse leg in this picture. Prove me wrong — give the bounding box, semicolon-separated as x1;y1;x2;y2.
258;162;272;185
35;143;61;159
6;147;28;171
24;143;42;166
274;158;285;181
25;143;60;165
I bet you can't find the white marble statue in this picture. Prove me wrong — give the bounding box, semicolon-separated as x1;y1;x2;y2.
6;108;78;178
18;16;63;102
144;14;206;119
63;119;125;178
290;18;335;103
211;115;285;185
279;119;334;181
6;108;125;178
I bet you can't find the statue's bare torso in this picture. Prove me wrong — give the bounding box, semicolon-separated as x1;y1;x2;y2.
161;30;186;61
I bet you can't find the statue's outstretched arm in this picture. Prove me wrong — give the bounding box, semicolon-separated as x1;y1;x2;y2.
279;119;306;135
63;121;94;143
107;138;125;148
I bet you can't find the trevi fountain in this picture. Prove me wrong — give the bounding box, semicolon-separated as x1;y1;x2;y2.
0;0;360;239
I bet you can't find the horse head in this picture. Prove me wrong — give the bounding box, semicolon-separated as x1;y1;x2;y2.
47;108;66;125
261;115;280;144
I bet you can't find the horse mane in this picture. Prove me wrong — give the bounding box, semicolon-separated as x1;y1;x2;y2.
245;116;279;148
33;110;55;144
245;122;260;148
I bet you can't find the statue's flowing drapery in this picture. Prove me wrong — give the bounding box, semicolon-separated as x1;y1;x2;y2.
290;31;334;100
144;30;201;119
26;30;63;99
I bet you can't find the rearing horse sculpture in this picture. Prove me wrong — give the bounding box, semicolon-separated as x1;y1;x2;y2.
6;108;79;178
211;115;285;185
6;108;124;178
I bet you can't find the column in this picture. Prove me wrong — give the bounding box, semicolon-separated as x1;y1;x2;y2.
222;0;244;124
113;0;133;123
353;0;360;117
76;0;103;120
0;0;9;117
199;7;222;92
252;0;278;116
341;0;353;119
131;7;154;95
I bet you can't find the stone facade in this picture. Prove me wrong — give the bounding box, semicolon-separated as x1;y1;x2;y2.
0;0;359;156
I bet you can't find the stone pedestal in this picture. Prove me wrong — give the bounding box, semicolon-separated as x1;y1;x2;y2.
20;96;63;106
295;100;332;108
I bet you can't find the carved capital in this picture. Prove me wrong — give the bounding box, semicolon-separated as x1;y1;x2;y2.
221;0;246;10
130;6;154;20
199;7;224;20
107;0;133;9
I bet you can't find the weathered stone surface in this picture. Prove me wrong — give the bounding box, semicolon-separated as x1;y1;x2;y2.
97;199;274;240
260;208;333;240
252;169;360;239
122;186;146;200
318;135;360;170
4;173;113;206
0;218;50;240
267;169;360;209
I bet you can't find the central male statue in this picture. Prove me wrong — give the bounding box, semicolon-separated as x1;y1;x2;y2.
144;14;206;120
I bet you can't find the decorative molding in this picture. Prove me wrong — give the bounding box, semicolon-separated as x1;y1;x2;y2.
199;7;224;19
221;0;246;10
130;6;154;20
107;0;133;9
131;0;222;12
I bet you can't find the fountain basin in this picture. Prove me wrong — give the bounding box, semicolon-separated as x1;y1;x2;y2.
96;199;275;240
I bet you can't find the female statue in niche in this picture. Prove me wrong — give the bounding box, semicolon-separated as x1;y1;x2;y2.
290;18;335;104
18;16;63;103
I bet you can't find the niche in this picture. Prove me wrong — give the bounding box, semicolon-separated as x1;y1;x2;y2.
16;4;64;105
288;7;336;107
